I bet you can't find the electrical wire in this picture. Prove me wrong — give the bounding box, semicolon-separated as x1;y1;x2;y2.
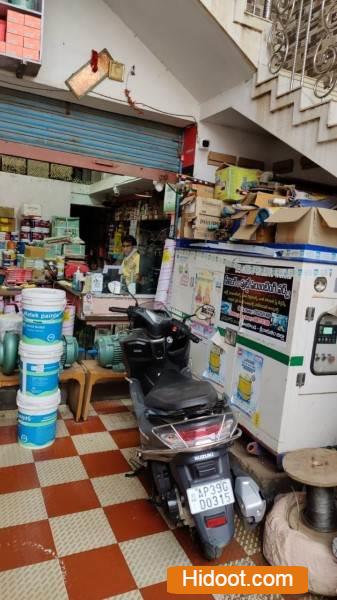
303;485;337;533
0;78;198;122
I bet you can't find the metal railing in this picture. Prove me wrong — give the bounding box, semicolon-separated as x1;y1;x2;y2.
267;0;337;98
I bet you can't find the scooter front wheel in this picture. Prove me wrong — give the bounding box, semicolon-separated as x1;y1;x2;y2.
201;541;223;561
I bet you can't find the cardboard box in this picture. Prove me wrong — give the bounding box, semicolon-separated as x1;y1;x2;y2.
24;246;46;259
24;15;41;29
7;21;24;36
24;36;39;49
6;43;23;57
23;25;41;39
182;221;216;240
7;9;25;25
0;218;15;232
190;183;214;198
181;215;219;240
265;207;337;247
231;223;275;243
181;196;223;218
0;19;6;42
0;207;15;218
7;32;23;46
22;203;41;217
214;166;262;202
23;47;39;60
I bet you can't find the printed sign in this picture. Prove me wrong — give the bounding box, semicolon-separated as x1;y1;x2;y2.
164;184;177;214
203;341;226;386
231;347;264;416
191;270;219;339
220;264;294;342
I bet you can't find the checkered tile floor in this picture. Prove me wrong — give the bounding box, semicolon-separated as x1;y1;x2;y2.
0;401;323;600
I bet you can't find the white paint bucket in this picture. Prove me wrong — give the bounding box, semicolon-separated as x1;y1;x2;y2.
19;341;63;397
22;288;66;345
17;389;61;449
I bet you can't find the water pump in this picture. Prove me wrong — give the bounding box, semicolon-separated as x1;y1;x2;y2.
95;332;128;372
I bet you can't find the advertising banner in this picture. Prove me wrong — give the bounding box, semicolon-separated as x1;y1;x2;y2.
231;347;264;416
220;264;294;343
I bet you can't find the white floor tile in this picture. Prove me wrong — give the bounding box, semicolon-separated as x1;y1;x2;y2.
36;456;88;487
72;432;117;455
99;413;137;431
50;508;116;557
58;404;73;420
0;559;68;600
105;591;142;600
120;531;191;588
0;488;47;528
0;443;33;468
234;513;261;556
120;447;141;467
55;420;70;438
91;473;146;507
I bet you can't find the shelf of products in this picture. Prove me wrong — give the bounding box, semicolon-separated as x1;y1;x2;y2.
0;0;43;76
0;1;42;17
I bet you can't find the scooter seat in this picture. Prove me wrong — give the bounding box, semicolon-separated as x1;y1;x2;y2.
144;369;218;413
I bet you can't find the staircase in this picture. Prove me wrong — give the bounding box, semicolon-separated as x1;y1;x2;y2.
200;0;337;178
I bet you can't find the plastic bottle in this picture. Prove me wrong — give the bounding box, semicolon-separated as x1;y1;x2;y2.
72;267;81;291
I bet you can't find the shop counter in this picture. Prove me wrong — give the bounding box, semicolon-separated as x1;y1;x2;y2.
55;281;155;326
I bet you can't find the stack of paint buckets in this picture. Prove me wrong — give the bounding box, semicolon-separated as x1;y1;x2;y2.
17;288;66;449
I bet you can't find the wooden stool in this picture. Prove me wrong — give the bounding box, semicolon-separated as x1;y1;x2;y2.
81;360;126;420
0;363;86;423
60;363;86;423
0;371;19;389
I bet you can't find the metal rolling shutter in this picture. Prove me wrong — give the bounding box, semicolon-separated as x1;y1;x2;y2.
0;87;182;173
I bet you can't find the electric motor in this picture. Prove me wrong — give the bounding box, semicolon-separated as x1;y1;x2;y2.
95;332;128;372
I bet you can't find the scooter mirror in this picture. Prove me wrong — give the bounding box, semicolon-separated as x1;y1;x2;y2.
195;304;215;321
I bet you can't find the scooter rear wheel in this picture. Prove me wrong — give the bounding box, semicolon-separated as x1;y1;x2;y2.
201;541;223;561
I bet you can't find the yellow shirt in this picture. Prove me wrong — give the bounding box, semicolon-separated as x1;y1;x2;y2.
121;250;140;286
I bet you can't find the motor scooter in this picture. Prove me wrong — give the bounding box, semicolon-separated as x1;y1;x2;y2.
109;300;266;559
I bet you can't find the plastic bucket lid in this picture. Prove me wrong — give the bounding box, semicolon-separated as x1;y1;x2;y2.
22;288;66;301
22;288;66;308
19;341;63;359
17;389;61;413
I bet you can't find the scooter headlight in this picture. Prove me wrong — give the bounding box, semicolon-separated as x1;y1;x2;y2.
153;413;237;450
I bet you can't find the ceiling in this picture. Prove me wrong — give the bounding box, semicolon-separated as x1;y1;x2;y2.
206;108;272;135
104;0;255;102
90;175;155;201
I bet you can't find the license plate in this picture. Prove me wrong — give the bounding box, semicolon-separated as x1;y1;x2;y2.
186;478;234;515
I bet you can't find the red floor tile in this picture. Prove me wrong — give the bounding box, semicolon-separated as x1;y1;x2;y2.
110;428;140;448
0;425;17;445
173;527;246;566
42;480;100;518
66;417;106;436
141;581;215;600
105;498;168;542
0;520;56;571
60;545;136;600
0;463;39;495
33;437;77;461
80;450;130;478
92;400;129;414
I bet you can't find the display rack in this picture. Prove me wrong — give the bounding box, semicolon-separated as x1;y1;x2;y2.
0;0;44;77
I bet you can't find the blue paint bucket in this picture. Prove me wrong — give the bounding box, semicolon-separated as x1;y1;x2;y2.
22;288;66;345
17;389;61;449
19;341;63;397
